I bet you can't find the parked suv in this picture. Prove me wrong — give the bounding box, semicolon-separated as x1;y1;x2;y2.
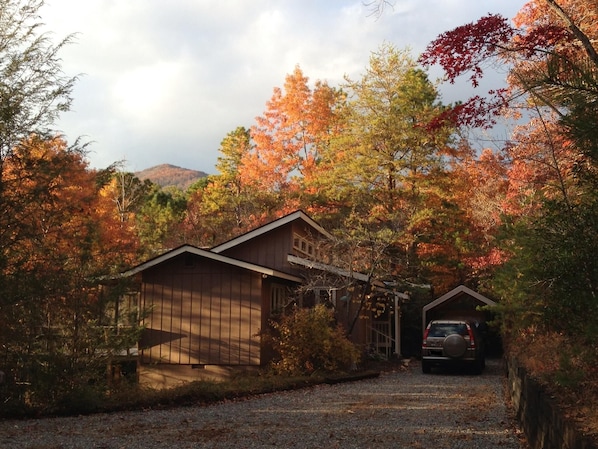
421;320;485;374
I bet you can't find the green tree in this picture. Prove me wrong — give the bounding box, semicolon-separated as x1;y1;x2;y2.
180;127;268;246
317;44;459;286
137;185;187;255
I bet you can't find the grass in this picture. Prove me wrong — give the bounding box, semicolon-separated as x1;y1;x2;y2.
1;365;384;419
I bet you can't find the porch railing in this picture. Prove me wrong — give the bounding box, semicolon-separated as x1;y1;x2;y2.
368;321;394;359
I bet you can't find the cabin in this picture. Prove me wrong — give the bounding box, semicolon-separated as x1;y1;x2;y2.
122;211;404;388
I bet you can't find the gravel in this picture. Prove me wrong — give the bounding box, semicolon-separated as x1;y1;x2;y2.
0;358;526;449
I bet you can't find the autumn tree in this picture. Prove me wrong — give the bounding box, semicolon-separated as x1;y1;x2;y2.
0;1;142;414
179;127;268;246
0;0;77;265
0;137;142;414
316;44;461;288
240;66;345;217
421;0;598;346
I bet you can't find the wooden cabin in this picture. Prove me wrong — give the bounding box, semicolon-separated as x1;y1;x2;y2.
123;211;404;388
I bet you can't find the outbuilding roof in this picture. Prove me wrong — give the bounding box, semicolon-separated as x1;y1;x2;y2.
422;285;496;330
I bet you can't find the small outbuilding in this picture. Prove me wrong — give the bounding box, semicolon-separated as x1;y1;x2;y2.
422;285;503;356
422;285;497;332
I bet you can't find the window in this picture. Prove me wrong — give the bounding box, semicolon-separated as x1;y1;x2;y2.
314;288;336;308
271;284;290;314
293;233;319;260
428;323;468;337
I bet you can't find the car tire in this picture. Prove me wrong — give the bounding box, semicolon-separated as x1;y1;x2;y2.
472;359;484;375
443;334;467;358
422;360;431;374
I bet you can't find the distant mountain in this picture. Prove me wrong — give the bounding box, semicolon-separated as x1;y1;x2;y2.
136;164;209;191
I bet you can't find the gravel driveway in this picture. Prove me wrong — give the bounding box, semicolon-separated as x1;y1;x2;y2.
0;358;526;449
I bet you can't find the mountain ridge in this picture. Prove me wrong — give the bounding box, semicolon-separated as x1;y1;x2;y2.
136;164;209;190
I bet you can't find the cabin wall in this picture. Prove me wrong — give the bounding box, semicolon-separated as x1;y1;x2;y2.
334;288;368;350
219;225;294;273
139;254;263;367
219;221;326;276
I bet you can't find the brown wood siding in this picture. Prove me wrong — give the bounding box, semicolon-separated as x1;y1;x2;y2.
219;220;326;275
219;224;293;272
426;295;489;324
140;254;263;366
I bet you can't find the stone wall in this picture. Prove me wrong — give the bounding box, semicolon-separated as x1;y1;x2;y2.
505;358;596;449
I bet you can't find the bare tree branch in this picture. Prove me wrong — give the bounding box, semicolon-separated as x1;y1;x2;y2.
363;0;395;19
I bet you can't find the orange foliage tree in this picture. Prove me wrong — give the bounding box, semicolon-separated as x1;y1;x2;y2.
240;65;345;217
422;0;598;347
0;136;142;412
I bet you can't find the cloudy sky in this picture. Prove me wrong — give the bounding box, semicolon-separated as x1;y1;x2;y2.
40;0;523;174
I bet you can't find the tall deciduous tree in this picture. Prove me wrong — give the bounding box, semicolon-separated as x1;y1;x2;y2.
0;1;142;413
1;137;142;413
180;127;272;246
0;0;77;268
240;65;344;214
421;0;598;341
317;44;460;287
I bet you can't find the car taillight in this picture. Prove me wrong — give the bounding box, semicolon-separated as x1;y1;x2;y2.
466;324;476;348
422;328;430;347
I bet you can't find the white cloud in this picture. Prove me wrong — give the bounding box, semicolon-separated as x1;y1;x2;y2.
40;0;524;173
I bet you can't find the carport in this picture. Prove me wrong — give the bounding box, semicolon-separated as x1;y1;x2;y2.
422;285;497;332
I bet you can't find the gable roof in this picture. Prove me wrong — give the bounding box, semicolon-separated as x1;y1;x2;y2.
423;285;496;314
122;244;302;283
211;210;332;254
287;254;409;300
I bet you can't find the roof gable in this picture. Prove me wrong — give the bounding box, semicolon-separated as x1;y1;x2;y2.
122;244;301;283
423;285;496;313
211;210;332;254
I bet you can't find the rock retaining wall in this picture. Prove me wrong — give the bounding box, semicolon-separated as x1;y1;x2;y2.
505;358;596;449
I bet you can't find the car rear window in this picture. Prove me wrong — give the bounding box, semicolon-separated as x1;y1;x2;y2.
428;323;468;337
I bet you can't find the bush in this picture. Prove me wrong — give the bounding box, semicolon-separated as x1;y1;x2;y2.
267;305;360;375
510;328;595;390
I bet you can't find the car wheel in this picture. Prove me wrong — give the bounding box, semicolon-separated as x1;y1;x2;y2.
471;359;484;375
422;360;431;374
443;334;467;358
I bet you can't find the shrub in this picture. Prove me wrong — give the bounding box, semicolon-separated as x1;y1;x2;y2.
267;305;360;375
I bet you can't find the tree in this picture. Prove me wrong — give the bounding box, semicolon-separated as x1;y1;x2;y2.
240;66;344;214
421;0;598;347
103;162;154;223
0;0;76;166
136;185;187;255
0;2;143;413
179;127;275;246
0;137;142;414
0;0;78;270
201;126;265;234
316;44;460;287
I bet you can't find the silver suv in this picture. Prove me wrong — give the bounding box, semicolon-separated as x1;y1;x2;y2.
421;320;485;374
